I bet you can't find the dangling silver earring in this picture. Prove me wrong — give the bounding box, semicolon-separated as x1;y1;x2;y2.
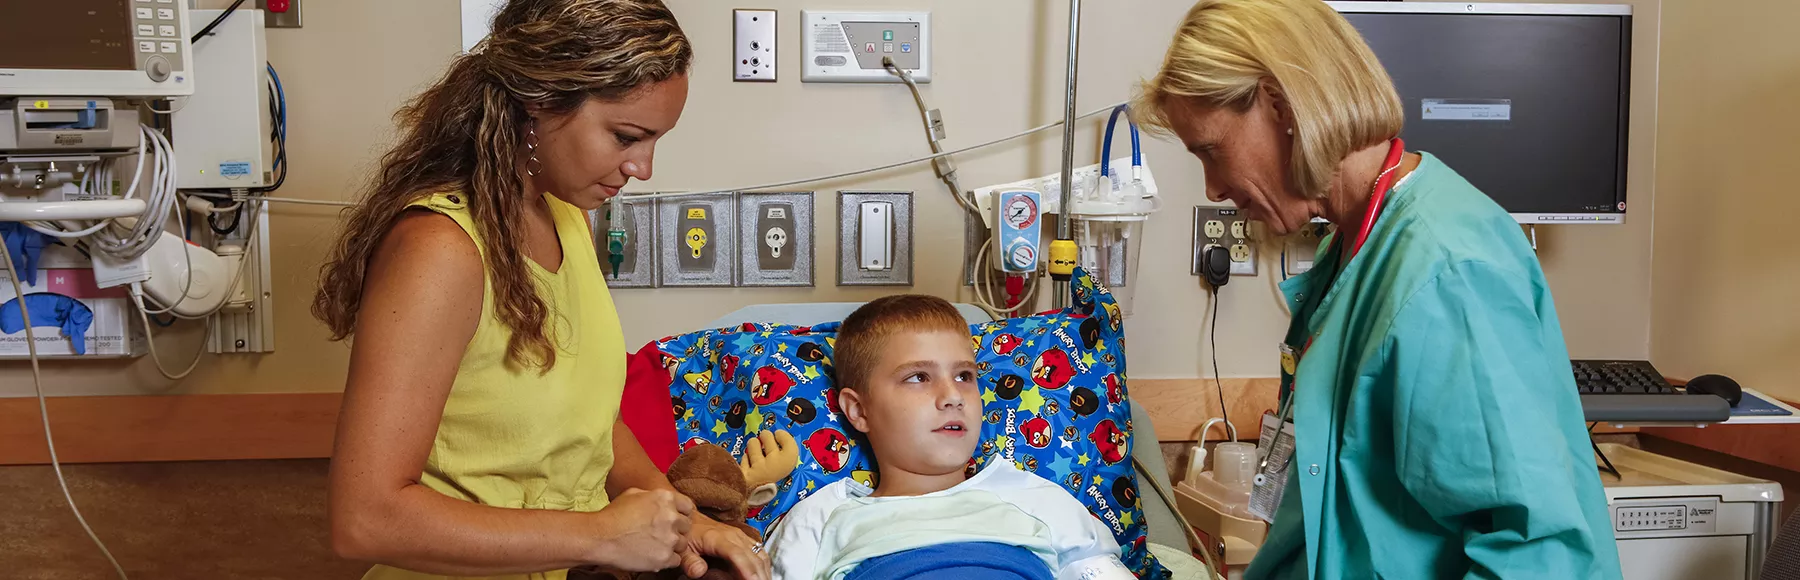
524;120;543;177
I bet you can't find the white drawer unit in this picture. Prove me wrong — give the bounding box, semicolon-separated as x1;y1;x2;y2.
1598;444;1784;580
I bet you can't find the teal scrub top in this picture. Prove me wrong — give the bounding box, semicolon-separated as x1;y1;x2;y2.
1244;153;1622;580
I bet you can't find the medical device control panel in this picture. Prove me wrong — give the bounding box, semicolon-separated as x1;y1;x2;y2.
801;11;930;83
737;192;814;287
992;189;1042;274
0;0;195;97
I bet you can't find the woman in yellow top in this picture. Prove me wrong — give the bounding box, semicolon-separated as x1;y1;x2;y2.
311;1;767;579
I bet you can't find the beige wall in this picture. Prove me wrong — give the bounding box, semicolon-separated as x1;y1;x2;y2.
0;0;1665;397
1650;0;1800;400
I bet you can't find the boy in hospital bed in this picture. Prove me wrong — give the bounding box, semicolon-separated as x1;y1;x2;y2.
766;295;1136;580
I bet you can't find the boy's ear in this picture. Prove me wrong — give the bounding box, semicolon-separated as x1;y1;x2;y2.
840;387;871;433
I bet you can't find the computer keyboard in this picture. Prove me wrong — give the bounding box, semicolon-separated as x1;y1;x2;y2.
1573;360;1730;423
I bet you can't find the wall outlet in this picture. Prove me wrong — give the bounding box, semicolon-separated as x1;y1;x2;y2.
1194;206;1257;277
733;9;776;82
737;192;814;287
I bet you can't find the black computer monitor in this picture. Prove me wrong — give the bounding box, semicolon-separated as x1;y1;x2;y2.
1333;2;1633;223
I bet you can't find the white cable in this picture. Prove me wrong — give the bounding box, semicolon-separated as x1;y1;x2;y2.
82;125;178;260
622;100;1130;201
970;239;1044;316
1133;456;1222;579
0;244;131;579
129;288;210;380
184;191;352;208
133;204;194;316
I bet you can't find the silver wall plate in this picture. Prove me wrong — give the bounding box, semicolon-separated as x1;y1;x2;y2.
657;195;736;287
737;192;815;287
836;191;913;286
592;197;657;289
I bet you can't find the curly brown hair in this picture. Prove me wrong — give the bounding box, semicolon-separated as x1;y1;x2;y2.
312;0;692;370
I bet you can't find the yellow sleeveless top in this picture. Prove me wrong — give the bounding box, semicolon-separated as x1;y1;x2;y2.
364;192;626;580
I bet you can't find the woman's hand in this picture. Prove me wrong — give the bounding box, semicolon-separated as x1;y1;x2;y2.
589;488;697;571
677;515;771;580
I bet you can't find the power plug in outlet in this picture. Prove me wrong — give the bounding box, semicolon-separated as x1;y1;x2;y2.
1194;206;1257;277
734;9;776;82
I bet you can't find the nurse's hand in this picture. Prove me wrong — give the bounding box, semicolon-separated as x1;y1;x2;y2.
591;488;696;571
678;515;771;580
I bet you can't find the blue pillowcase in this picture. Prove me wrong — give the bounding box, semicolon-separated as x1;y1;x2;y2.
654;269;1168;579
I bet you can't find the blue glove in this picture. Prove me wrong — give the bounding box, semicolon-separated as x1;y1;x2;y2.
0;223;50;286
0;293;95;355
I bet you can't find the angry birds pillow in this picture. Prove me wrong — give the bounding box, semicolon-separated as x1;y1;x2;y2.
652;269;1168;579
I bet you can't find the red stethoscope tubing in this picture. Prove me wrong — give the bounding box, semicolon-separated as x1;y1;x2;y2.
1349;138;1408;258
1293;138;1407;364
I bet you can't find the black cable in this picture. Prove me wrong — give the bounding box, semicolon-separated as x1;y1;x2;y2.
1589;423;1622;480
1210;289;1231;438
191;0;249;44
208;204;243;236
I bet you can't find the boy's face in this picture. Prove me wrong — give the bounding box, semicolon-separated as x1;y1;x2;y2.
841;329;982;480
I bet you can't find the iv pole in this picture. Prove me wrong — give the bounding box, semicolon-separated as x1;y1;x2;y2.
1049;0;1083;309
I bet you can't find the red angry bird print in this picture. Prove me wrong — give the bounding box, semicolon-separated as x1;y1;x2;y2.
1032;349;1075;390
804;428;854;473
682;437;709;451
720;355;741;383
1021;416;1052;449
991;333;1024;356
825;386;844;416
752;366;796;405
1103;373;1123;404
1088;419;1128;465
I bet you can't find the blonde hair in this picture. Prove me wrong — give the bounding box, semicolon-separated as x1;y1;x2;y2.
1134;0;1403;198
313;0;691;371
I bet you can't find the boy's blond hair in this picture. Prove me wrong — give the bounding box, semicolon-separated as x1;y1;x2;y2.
834;295;971;392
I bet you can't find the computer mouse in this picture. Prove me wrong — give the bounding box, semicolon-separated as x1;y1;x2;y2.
1685;374;1742;407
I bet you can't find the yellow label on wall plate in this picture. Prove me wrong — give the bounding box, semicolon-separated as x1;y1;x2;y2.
686;208;707;220
33;100;49;109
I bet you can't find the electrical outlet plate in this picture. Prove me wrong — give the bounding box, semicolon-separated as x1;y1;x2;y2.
1285;222;1332;276
837;191;912;286
255;0;301;29
800;11;929;83
657;195;735;287
594;197;657;289
737;192;814;287
733;9;776;82
1194;206;1257;277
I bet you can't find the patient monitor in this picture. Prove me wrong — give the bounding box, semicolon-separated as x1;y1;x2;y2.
0;1;197;98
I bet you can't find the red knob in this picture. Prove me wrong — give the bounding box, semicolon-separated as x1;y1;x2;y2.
268;0;290;13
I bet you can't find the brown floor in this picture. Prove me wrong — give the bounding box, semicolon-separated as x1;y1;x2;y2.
0;459;367;579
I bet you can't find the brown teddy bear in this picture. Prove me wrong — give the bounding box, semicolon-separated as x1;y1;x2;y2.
576;430;799;580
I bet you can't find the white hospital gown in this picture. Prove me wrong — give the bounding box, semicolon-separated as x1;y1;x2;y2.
766;460;1135;580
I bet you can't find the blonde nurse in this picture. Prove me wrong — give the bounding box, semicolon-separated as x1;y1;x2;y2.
311;1;768;579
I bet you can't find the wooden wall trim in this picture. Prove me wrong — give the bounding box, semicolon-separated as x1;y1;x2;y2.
1642;422;1800;474
0;378;1631;464
0;393;340;466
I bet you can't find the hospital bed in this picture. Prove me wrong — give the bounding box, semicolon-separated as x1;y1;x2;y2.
706;303;1215;579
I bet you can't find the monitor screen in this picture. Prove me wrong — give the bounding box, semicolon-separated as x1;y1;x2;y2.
1339;6;1632;221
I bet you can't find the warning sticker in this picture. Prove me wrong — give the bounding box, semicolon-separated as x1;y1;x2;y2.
1422;98;1512;121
